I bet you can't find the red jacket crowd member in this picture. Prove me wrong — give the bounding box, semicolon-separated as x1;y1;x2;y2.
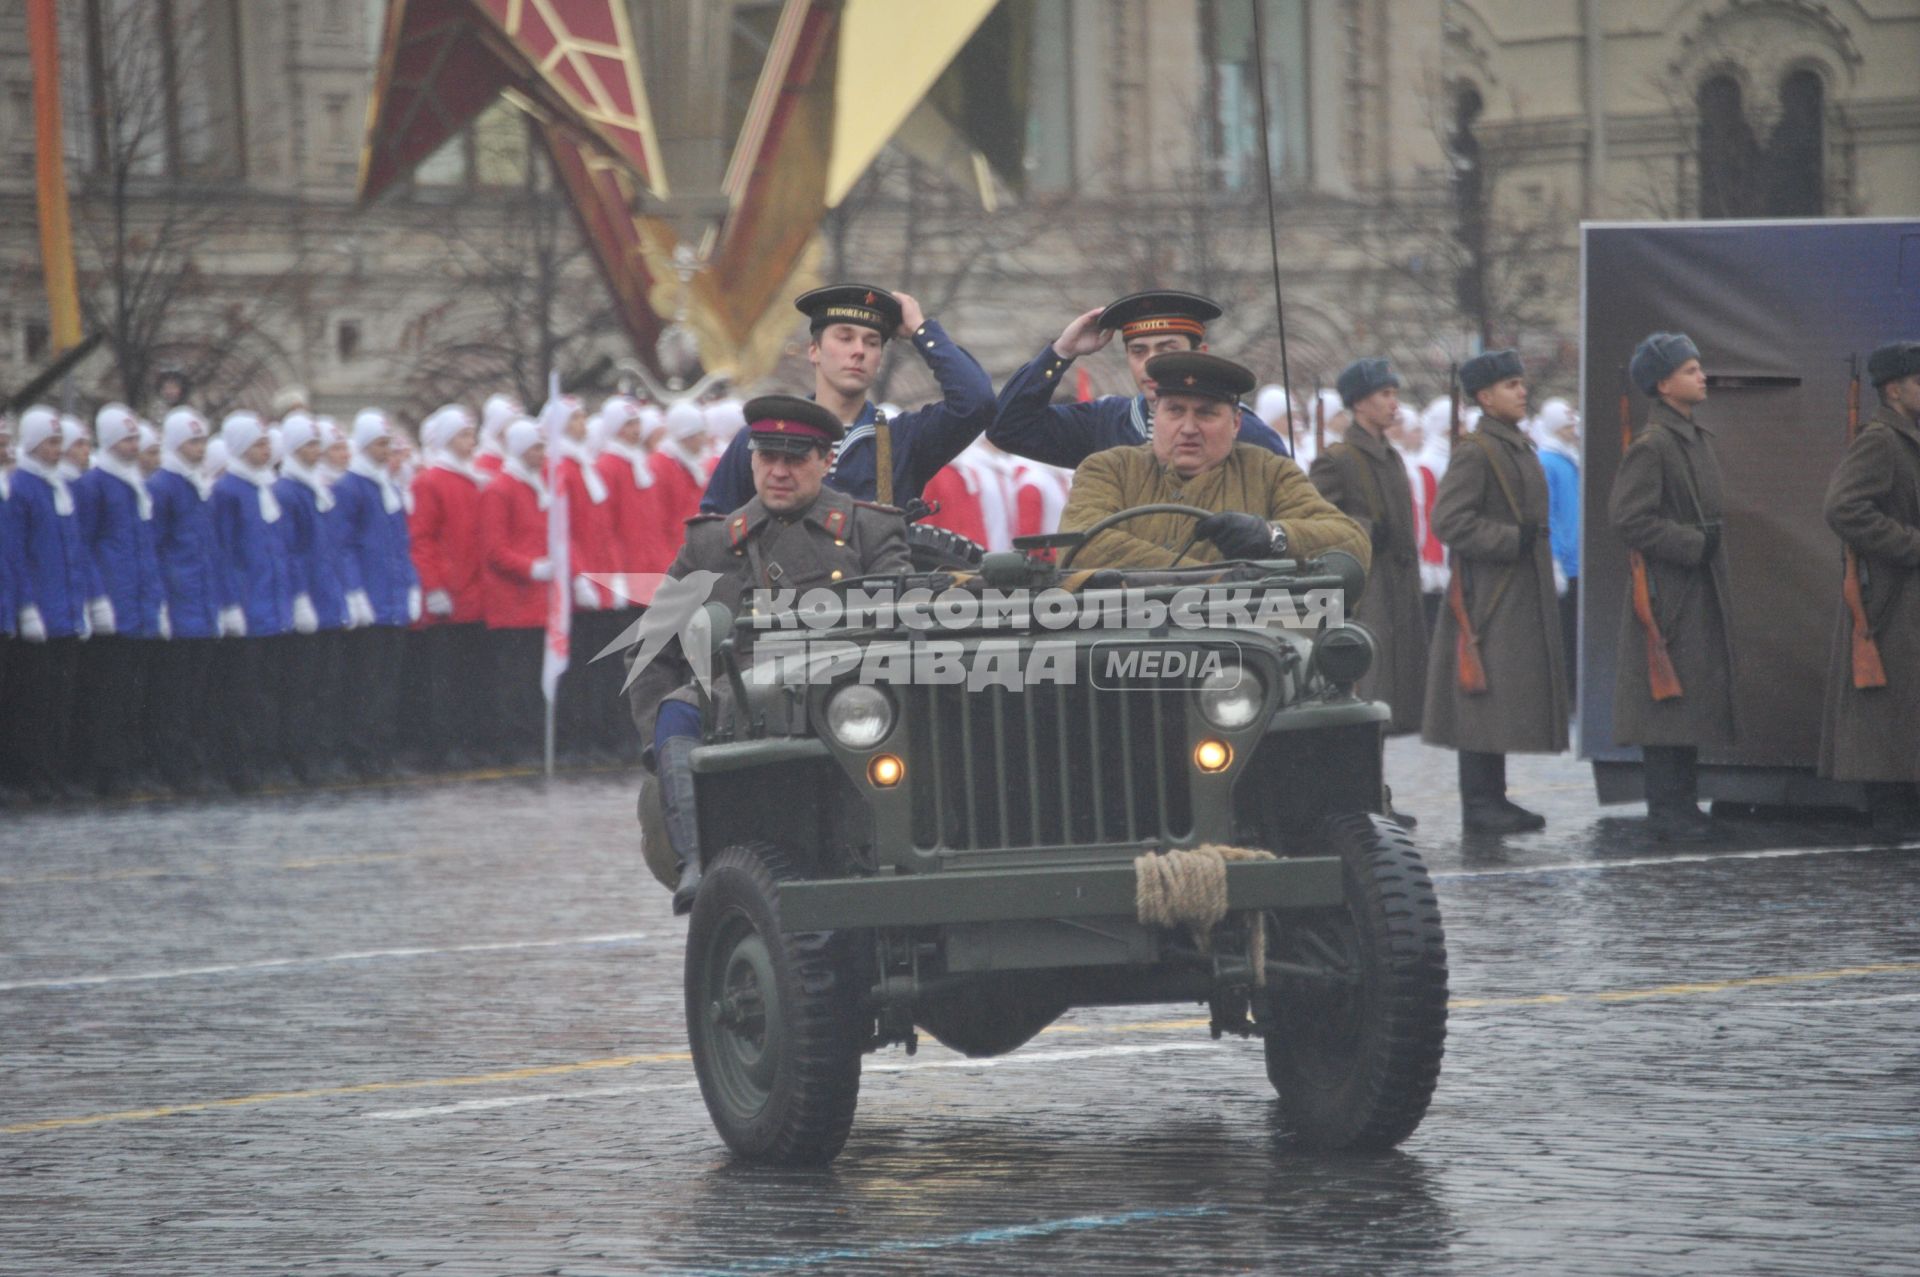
410;404;490;767
593;395;661;601
479;418;553;763
551;395;624;761
647;400;710;566
474;391;520;482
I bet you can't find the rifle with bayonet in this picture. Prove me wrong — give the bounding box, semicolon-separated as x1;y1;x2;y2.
1444;362;1489;694
1620;367;1684;701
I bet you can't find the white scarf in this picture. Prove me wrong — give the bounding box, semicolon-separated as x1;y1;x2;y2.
226;457;283;523
602;440;655;489
660;438;708;487
1536;430;1581;465
161;451;215;500
428;451;487;486
503;455;551;509
283;457;335;512
96;452;154;521
349;453;403;514
17;454;75;516
559;439;609;503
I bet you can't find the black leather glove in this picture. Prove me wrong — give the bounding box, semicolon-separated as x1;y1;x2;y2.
1197;511;1278;560
1516;522;1537;554
1699;521;1722;564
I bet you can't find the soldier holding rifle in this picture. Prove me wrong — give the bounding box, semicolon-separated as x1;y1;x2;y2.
1818;342;1920;837
1421;351;1569;834
1609;333;1736;843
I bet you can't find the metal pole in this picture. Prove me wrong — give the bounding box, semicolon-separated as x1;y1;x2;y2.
544;697;556;778
1249;0;1297;456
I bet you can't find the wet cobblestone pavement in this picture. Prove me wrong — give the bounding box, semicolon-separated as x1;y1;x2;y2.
4;738;1917;1275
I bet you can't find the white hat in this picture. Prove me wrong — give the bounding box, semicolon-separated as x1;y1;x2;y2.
270;385;310;418
703;397;747;442
1315;388;1344;421
351;408;391;452
1534;397;1576;437
281;412;322;454
162;407;210;453
221;411;265;459
638;404;664;438
481;392;521;443
18;405;59;455
204;437;229;472
1254;384;1291;426
504;416;542;460
421;404;474;453
95;403;140;452
60;413;90;448
315;416;342;447
584;412;608;453
664;398;706;442
600;395;643;433
137;422;160;451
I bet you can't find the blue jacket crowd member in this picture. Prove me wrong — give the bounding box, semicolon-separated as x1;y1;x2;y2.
335;410;420;779
0;407;91;802
275;413;352;783
700;284;995;513
987;290;1292;470
210;412;294;792
72;404;167;798
144;408;226;795
0;417;16;710
1532;398;1583;695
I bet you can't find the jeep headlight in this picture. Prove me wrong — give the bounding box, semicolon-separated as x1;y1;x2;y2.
1313;624;1374;688
1197;664;1265;729
825;684;894;749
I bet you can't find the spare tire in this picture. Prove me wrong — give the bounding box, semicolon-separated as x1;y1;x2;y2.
907;522;985;572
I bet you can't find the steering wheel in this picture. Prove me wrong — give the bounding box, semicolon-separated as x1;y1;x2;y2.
1058;503;1219;571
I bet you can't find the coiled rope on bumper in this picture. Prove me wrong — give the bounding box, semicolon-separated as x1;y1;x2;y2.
1134;844;1275;984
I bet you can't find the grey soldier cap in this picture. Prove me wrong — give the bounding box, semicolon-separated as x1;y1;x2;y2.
1336;357;1399;408
1866;341;1920;388
1460;349;1525;397
1629;332;1701;396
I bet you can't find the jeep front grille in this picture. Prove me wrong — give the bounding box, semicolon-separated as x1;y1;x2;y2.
903;679;1193;853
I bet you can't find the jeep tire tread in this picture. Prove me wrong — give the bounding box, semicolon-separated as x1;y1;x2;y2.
1265;812;1448;1151
685;842;866;1165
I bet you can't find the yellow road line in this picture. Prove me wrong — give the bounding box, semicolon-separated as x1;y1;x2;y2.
9;959;1918;1136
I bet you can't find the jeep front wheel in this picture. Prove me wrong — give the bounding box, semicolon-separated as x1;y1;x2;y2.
1264;813;1448;1151
685;843;865;1165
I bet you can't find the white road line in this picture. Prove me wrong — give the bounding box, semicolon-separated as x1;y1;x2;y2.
359;1042;1220;1121
0;932;650;993
1751;992;1920;1008
1436;840;1919;880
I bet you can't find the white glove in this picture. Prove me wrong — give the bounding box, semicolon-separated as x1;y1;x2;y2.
407;586;423;623
18;605;47;643
346;590;374;628
1553;560;1569;598
529;557;554;582
218;605;247;638
157;602;172;640
292;593;319;634
425;589;454;617
79;608;92;641
572;575;600;609
89;596;117;636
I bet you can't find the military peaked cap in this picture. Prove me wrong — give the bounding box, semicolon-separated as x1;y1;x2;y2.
1144;351;1256;404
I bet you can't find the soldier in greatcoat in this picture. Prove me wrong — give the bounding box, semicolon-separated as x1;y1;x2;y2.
1609;332;1737;842
1818;340;1920;836
1421;350;1570;833
1310;356;1429;827
629;396;912;914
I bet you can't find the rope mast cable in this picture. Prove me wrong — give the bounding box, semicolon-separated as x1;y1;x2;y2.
1249;0;1297;456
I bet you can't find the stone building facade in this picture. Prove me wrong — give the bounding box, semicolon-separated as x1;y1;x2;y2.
2;1;1914;424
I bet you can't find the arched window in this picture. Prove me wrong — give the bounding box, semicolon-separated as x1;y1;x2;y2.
1765;69;1824;216
1697;74;1759;218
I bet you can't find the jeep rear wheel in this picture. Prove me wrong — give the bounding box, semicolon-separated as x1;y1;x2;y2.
1265;813;1448;1151
685;843;865;1165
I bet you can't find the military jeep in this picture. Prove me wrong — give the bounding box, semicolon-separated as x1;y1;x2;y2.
646;503;1448;1165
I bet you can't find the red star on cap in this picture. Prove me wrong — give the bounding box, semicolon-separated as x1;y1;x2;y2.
1183;375;1196;386
864;291;876;305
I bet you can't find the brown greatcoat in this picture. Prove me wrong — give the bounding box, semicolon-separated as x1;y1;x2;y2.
1608;399;1737;748
1061;443;1370;571
1420;415;1570;754
1309;426;1429;734
627;486;912;749
1818;402;1920;783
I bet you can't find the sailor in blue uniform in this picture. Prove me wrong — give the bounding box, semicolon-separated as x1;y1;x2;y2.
700;283;994;513
988;290;1292;469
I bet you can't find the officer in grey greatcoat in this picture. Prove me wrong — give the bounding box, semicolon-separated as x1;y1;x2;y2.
629;395;911;913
